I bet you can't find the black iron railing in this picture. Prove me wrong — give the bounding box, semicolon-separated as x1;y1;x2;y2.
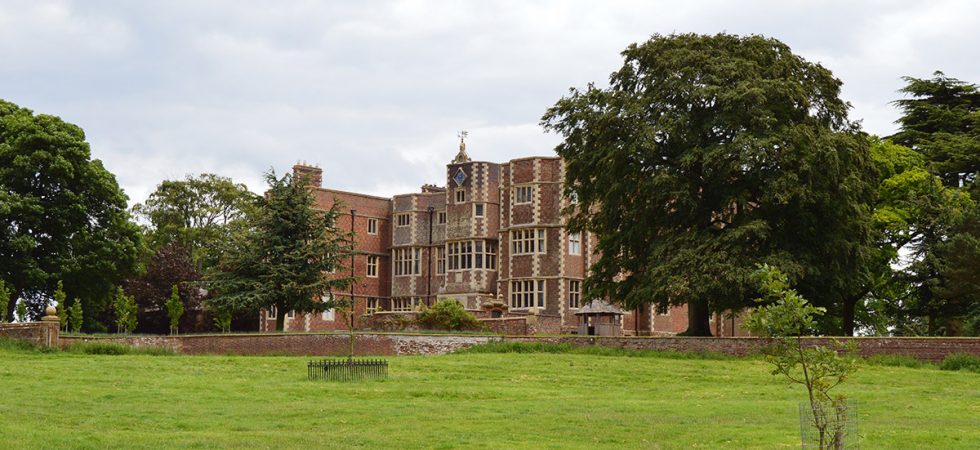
308;358;388;381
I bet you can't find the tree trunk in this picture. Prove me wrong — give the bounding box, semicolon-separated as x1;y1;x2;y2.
841;295;857;336
683;298;712;336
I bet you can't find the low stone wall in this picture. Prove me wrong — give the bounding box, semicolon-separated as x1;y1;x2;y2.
61;332;499;356
480;317;528;335
50;333;980;361
0;322;59;347
506;336;980;362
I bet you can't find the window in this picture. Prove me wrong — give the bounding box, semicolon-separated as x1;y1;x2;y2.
437;246;446;274
438;211;447;224
393;247;421;276
366;298;379;314
474;203;485;217
455;189;466;203
396;213;410;227
366;255;378;277
510;279;545;309
515;185;533;204
286;310;295;318
267;306;277;319
568;232;581;255
569;280;581;309
322;308;335;321
367;218;378;234
511;228;546;255
447;240;496;271
391;297;420;312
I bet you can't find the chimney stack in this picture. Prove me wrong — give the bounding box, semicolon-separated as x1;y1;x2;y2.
292;162;322;188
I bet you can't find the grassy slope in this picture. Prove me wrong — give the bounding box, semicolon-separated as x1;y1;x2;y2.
0;349;977;449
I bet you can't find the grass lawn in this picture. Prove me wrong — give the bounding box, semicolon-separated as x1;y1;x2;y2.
0;345;977;449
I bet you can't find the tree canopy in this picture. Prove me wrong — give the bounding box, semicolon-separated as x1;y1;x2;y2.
132;173;259;269
891;72;979;188
205;171;354;331
0;99;141;322
541;33;877;335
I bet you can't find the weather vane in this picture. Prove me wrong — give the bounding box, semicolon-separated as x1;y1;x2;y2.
457;130;468;144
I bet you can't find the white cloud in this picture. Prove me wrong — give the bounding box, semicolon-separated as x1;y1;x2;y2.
0;0;977;203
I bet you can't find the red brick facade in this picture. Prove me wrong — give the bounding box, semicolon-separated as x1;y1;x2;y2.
262;144;702;335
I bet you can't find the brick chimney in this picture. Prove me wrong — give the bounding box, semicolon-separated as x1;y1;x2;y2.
292;162;322;188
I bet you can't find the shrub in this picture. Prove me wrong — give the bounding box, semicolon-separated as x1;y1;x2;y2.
166;285;184;335
112;287;138;334
68;298;84;333
940;353;980;373
416;300;485;331
0;279;8;323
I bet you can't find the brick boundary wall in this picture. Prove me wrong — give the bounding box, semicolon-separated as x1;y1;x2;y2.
0;322;59;347
55;333;980;362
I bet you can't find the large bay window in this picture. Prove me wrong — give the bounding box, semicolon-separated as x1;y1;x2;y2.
393;247;421;276
447;240;497;270
391;297;420;312
511;228;546;255
510;279;545;309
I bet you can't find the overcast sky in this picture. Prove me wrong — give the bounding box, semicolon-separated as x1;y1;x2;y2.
1;0;977;204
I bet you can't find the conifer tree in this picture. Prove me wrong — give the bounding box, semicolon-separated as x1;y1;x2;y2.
206;171;355;332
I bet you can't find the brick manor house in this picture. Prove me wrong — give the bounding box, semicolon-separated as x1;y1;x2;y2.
259;139;746;336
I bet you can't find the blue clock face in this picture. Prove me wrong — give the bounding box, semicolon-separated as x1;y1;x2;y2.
453;168;467;186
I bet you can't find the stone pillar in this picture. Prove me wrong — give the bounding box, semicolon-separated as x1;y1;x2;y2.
39;305;60;348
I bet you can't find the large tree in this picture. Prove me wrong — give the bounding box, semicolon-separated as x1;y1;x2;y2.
890;72;979;189
541;33;876;335
132;173;259;269
856;138;972;335
0;99;141;322
124;241;203;334
888;72;980;335
205;171;354;331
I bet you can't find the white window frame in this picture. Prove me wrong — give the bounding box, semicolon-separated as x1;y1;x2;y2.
515;185;533;205
511;228;546;255
438;211;447;224
321;308;335;321
510;279;545;309
366;255;378;278
568;280;581;309
393;247;421;276
455;189;466;203
391;297;420;312
474;203;485;217
267;306;277;319
396;213;410;227
568;232;581;255
367;218;378;235
366;298;379;315
437;246;446;274
447;240;496;271
286;309;295;318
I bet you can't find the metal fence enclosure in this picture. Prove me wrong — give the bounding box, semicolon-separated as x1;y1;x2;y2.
799;400;859;449
308;359;388;381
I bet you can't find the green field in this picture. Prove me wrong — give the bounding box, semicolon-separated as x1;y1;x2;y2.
0;344;977;449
